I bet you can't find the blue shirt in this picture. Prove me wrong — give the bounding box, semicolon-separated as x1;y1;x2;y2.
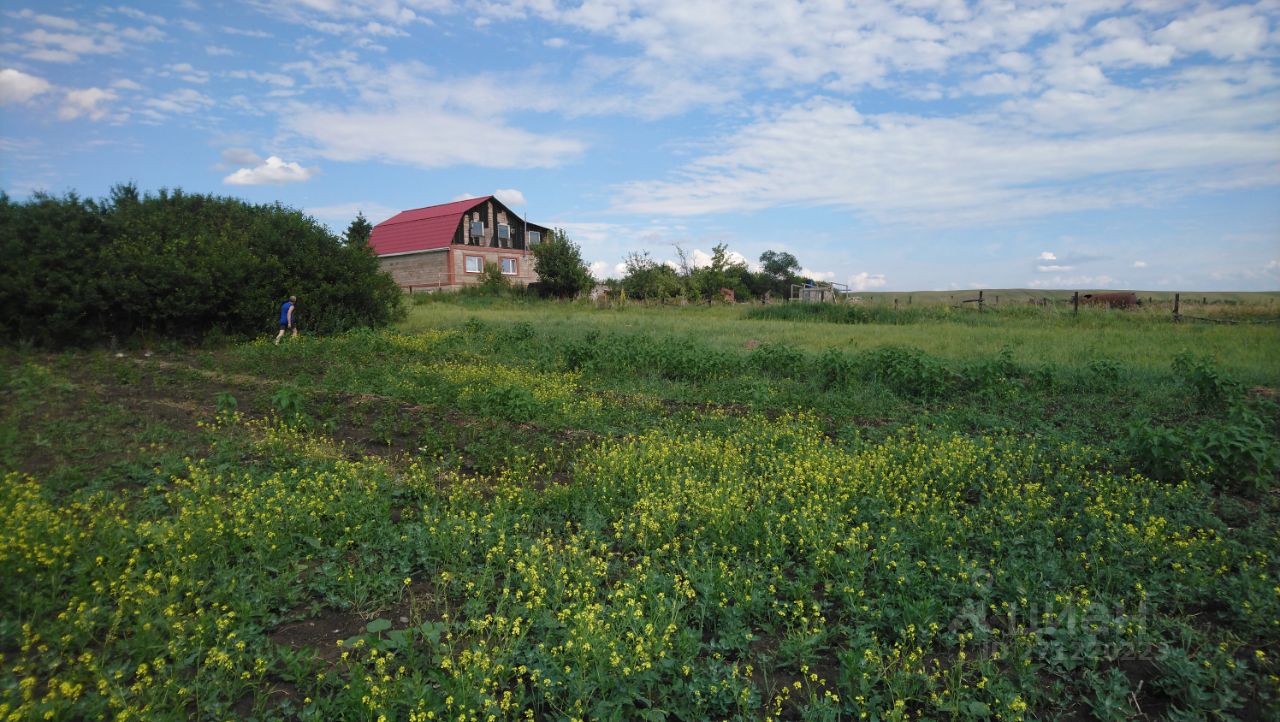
280;301;294;325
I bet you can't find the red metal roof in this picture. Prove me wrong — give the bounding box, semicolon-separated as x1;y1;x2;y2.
369;196;491;256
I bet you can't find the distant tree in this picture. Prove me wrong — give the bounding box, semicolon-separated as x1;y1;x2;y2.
757;250;803;297
531;228;593;299
344;211;373;247
621;251;683;300
760;250;800;280
689;243;749;301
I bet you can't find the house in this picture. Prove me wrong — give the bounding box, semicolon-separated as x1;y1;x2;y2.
369;196;550;292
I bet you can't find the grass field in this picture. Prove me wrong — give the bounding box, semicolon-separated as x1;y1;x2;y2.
2;296;1278;721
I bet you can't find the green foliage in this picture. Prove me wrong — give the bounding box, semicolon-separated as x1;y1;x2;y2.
3;299;1279;722
531;228;593;299
0;184;403;347
620;251;684;300
750;342;804;379
344;211;373;247
473;384;539;422
862;346;951;400
1124;355;1278;495
213;391;238;415
478;262;509;294
1172;351;1243;410
269;386;306;421
689;243;750;301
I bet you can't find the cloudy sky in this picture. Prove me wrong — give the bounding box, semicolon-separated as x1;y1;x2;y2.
2;1;1278;291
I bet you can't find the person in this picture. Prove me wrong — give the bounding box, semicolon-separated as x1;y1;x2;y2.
275;295;297;344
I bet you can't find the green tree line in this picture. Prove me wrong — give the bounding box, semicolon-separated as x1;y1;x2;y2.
612;245;814;302
0;184;402;347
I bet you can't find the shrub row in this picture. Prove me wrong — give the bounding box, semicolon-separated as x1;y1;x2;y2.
0;185;402;347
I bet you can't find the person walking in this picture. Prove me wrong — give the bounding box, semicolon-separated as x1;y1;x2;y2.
275;295;297;344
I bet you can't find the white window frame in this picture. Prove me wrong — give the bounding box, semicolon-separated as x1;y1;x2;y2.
500;257;518;275
464;255;483;274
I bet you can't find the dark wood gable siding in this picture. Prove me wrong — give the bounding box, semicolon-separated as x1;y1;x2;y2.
451;198;551;251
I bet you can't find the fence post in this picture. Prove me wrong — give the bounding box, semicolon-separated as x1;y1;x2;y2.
894;298;899;309
1072;291;1079;316
978;290;985;312
1174;293;1181;322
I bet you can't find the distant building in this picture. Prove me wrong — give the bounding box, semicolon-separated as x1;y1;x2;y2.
369;196;550;292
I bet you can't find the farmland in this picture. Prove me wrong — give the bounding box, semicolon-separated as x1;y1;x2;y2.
2;297;1279;721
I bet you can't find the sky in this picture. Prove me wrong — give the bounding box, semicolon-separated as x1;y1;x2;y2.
1;1;1278;292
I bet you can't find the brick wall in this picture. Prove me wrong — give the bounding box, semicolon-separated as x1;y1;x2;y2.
451;247;538;288
378;250;450;291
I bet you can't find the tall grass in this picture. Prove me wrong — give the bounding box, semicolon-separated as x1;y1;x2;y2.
398;300;1280;384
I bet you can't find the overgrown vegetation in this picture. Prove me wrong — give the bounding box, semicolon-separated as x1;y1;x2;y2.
2;298;1277;721
530;229;593;299
0;184;403;347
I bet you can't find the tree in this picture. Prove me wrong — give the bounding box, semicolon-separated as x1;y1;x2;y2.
344;211;373;247
756;250;803;298
760;250;800;280
620;251;683;300
689;243;749;300
531;228;593;299
0;186;403;347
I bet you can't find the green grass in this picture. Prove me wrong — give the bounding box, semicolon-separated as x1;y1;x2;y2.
400;300;1280;383
2;297;1278;721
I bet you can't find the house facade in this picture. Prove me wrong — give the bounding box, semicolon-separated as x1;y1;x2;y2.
369;196;550;292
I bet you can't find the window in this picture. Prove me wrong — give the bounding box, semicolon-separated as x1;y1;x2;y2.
464;255;483;273
497;223;510;240
527;230;541;245
470;221;484;238
501;258;518;275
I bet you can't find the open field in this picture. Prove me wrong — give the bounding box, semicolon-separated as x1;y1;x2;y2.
3;298;1279;721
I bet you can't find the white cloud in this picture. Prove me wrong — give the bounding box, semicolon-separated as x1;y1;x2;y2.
1036;264;1074;272
222;25;273;38
143;87;214;117
797;268;836;283
285;104;583;169
58;87;117;120
613;79;1280;226
306;200;398;226
544;37;567;48
113;6;168;25
1027;274;1118;289
110;78;143;90
23;28;125;62
493;188;526;207
1133;260;1148;268
219;147;263;167
206;45;235;56
588;260;614;279
847;272;887;291
223;155;318;185
0;68;52;105
228;70;295;87
11;10;80;31
163;62;210;84
1037;251;1058;261
1154;5;1271;61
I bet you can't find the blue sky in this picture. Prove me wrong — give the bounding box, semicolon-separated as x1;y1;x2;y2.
1;0;1278;291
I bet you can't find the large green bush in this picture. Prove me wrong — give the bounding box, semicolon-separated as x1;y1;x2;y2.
0;184;402;347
